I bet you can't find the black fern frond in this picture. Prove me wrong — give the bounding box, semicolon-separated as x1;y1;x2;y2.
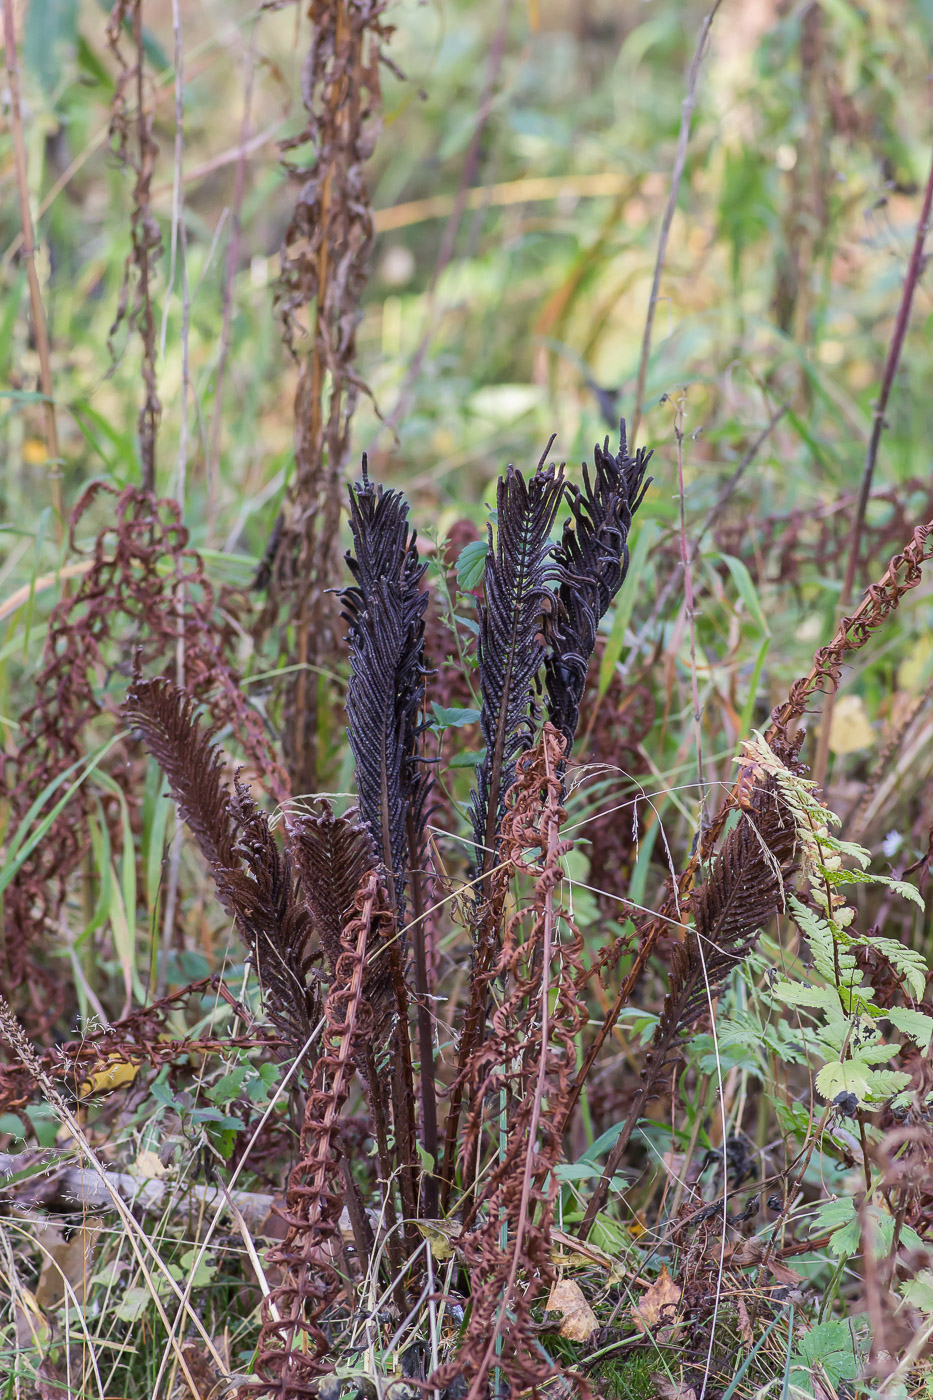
123;676;317;1053
123;675;238;879
647;784;795;1077
471;456;565;870
225;783;319;1050
287;802;376;975
340;465;430;907
545;422;652;751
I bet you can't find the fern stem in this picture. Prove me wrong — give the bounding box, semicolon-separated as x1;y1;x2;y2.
407;812;439;1218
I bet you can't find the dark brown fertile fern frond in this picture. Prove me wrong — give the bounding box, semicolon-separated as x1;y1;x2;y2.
286;801;375;975
340;463;430;907
122;676;317;1054
122;675;238;878
652;787;796;1058
545;422;652;752
471;455;565;871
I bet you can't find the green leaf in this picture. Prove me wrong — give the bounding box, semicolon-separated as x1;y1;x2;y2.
431;704;481;729
815;1059;874;1103
718;552;770;635
790;1317;858;1384
868;938;928;1001
115;1286;154;1323
814;1058;909;1105
810;1196;860;1258
24;0;78;94
456;539;488;590
901;1270;933;1314
207;1068;250;1106
178;1247;217;1288
885;1007;933;1051
773;981;838;1011
598;518;658;699
448;747;486;769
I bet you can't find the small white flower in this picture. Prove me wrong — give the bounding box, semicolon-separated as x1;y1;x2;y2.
882;830;903;859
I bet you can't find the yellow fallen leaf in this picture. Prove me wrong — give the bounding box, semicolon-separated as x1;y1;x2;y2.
545;1278;598;1342
131;1149;169;1181
550;1227;628;1282
828;694;874;755
78;1055;138;1098
631;1264;681;1333
413;1220;457;1260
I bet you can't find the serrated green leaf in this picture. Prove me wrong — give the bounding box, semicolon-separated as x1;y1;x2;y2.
810;1196;860;1257
815;1059;874;1102
773;980;838;1011
885;1007;933;1051
901;1270;933;1314
868;938;928;1001
456;539;488;590
790;1317;858;1384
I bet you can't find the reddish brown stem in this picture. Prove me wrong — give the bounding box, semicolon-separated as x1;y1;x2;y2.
813;144;933;788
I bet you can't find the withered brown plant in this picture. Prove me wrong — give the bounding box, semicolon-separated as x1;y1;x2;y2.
261;0;393;796
2;484;285;1033
106;0;162;492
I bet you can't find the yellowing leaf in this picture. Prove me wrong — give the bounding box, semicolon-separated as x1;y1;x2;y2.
131;1149;169;1181
413;1220;458;1260
545;1278;598;1342
631;1264;681;1333
78;1055;138;1098
22;438;48;465
550;1227;628;1282
828;695;874;755
898;635;933;693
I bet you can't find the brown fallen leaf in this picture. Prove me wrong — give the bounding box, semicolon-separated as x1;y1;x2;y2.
545;1277;599;1342
650;1373;697;1400
34;1221;100;1311
631;1264;681;1333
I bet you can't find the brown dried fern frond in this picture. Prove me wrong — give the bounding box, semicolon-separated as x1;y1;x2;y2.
432;726;592;1400
579;774;796;1238
254;871;391;1395
123;676;317;1055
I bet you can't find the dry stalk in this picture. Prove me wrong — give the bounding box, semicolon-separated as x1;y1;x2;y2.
1;0;63;541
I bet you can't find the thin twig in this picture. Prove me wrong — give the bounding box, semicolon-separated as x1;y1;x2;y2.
2;0;63;543
630;0;723;448
379;2;513;442
812;143;933;789
206;20;258;535
673;392;706;827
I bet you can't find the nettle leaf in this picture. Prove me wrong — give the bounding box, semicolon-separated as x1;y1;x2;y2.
456;538;489;590
885;1006;933;1051
811;1196;860;1257
790;1318;858;1385
815;1059;874;1103
814;1058;909;1105
901;1270;933;1314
